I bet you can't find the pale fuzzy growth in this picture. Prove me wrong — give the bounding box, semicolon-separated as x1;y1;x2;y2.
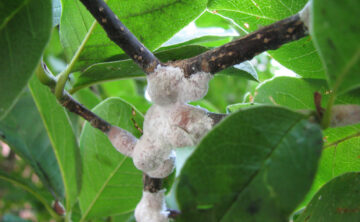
107;126;137;157
169;104;213;144
132;65;213;178
146;65;212;105
132;104;213;178
331;105;360;127
299;1;312;30
133;135;176;178
135;190;169;222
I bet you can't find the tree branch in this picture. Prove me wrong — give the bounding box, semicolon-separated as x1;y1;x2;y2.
143;174;163;193
39;62;112;133
207;112;227;126
168;14;308;77
79;0;160;73
59;94;112;132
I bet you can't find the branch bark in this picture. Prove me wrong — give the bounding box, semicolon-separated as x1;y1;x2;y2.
39;62;112;133
59;94;112;132
79;0;160;73
168;14;308;77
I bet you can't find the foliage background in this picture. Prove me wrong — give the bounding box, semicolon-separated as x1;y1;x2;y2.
0;0;359;221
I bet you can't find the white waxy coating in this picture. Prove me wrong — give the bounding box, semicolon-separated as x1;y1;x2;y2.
131;66;214;178
135;190;169;222
146;65;212;105
107;126;137;157
331;105;360;127
108;65;215;220
299;1;311;30
132;104;213;178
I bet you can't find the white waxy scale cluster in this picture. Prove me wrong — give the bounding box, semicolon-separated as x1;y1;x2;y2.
135;190;168;222
133;65;213;178
107;65;214;222
330;105;360;127
107;126;137;157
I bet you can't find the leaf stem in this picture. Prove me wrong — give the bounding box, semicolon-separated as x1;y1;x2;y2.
55;21;97;99
321;48;360;129
321;92;336;129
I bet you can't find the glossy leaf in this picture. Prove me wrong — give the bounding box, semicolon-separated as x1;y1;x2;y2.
0;90;64;199
249;76;360;208
28;75;80;211
0;0;52;119
177;106;323;221
60;0;207;71
254;77;330;110
296;172;360;222
312;0;360;94
208;0;325;79
253;77;360;110
252;76;360;144
79;98;143;220
302;135;360;207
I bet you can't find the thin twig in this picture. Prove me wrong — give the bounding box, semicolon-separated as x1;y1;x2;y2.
207;112;228;126
143;174;163;193
40;62;112;133
168;14;308;77
59;93;112;132
79;0;160;73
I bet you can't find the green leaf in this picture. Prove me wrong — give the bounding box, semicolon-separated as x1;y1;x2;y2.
0;90;64;199
0;0;52;119
254;77;329;110
253;77;360;110
79;98;143;220
208;0;325;79
73;88;101;110
249;76;360;208
99;79;152;114
204;74;252;112
60;0;207;72
0;170;57;219
269;37;325;79
195;11;234;30
303;134;360;208
296;172;360;222
0;0;25;28
176;106;323;222
28;74;80;211
312;0;360;94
